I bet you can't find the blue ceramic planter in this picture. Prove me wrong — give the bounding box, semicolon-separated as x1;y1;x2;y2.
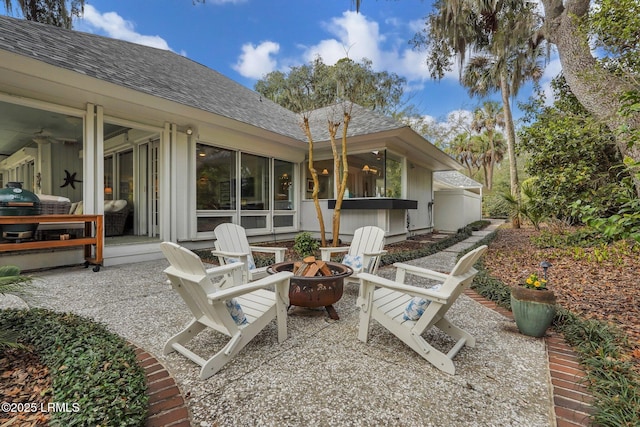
511;286;556;338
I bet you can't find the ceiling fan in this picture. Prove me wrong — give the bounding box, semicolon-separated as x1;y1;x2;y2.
32;128;78;144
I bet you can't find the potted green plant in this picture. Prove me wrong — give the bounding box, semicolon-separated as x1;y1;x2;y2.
292;231;319;259
510;271;557;337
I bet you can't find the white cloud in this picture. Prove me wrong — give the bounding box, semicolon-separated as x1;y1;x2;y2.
304;11;383;65
233;41;280;79
78;5;172;51
300;11;460;82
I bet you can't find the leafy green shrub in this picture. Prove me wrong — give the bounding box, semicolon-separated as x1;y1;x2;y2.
471;262;512;310
0;309;148;426
570;158;640;243
468;220;491;231
531;228;608;248
553;309;640;427
293;232;320;258
483;191;510;219
0;265;32;350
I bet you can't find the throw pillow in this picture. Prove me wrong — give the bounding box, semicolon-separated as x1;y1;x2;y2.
69;202;79;215
74;201;83;215
402;284;443;321
342;254;363;273
225;254;256;271
225;298;248;325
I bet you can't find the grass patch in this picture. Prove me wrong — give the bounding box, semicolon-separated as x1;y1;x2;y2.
0;309;148;426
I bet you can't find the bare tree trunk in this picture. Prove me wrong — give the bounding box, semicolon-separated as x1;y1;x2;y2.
327;118;342;246
331;109;351;246
485;162;493;191
500;73;520;228
482;163;489;189
301;116;326;246
541;0;640;196
488;131;496;191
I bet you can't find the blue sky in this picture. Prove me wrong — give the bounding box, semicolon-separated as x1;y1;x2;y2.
3;0;560;127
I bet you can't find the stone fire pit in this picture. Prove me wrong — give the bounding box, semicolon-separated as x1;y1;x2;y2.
267;261;353;320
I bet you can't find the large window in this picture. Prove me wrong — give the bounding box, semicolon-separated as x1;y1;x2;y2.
196;144;236;210
240;153;269;229
305;150;403;199
196;143;296;231
274;159;295;228
274;159;294;209
385;152;402;198
240;153;269;211
104;157;114;201
304;160;334;199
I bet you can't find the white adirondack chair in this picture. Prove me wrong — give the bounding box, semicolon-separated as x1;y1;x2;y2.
356;245;488;375
320;226;387;286
160;242;293;379
211;223;286;281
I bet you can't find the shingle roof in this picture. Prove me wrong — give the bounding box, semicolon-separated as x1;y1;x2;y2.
304;103;406;141
434;171;483;189
0;15;427;144
0;15;303;139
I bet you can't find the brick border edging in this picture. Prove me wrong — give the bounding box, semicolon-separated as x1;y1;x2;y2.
464;289;594;427
131;346;191;427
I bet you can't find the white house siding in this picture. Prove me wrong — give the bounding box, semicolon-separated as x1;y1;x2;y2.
433;189;482;232
406;165;434;236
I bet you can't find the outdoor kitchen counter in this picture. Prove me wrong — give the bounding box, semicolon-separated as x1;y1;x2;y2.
0;214;104;271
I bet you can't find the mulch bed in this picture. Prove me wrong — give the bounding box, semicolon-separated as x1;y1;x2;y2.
0;347;51;426
483;225;640;349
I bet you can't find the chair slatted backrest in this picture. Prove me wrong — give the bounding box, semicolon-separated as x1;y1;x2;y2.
214;223;251;255
439;245;487;294
160;242;238;332
348;226;385;257
409;245;487;333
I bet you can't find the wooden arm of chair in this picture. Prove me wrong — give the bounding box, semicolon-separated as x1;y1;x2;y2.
205;261;244;277
249;246;286;263
203;262;244;291
393;262;449;281
363;250;387;257
358;272;449;305
319;246;350;261
210;249;250;259
207;271;293;302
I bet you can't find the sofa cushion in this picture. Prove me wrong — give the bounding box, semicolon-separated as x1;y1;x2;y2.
111;200;128;212
103;201;115;212
38;194;71;203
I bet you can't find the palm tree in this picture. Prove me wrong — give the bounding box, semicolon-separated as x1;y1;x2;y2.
448;132;480;178
415;0;544;227
2;0;85;29
470;130;505;190
471;101;506;190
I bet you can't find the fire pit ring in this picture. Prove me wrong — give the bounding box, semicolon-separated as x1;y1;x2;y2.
267;261;353;320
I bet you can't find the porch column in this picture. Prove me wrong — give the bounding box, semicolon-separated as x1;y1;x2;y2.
83;103;105;214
